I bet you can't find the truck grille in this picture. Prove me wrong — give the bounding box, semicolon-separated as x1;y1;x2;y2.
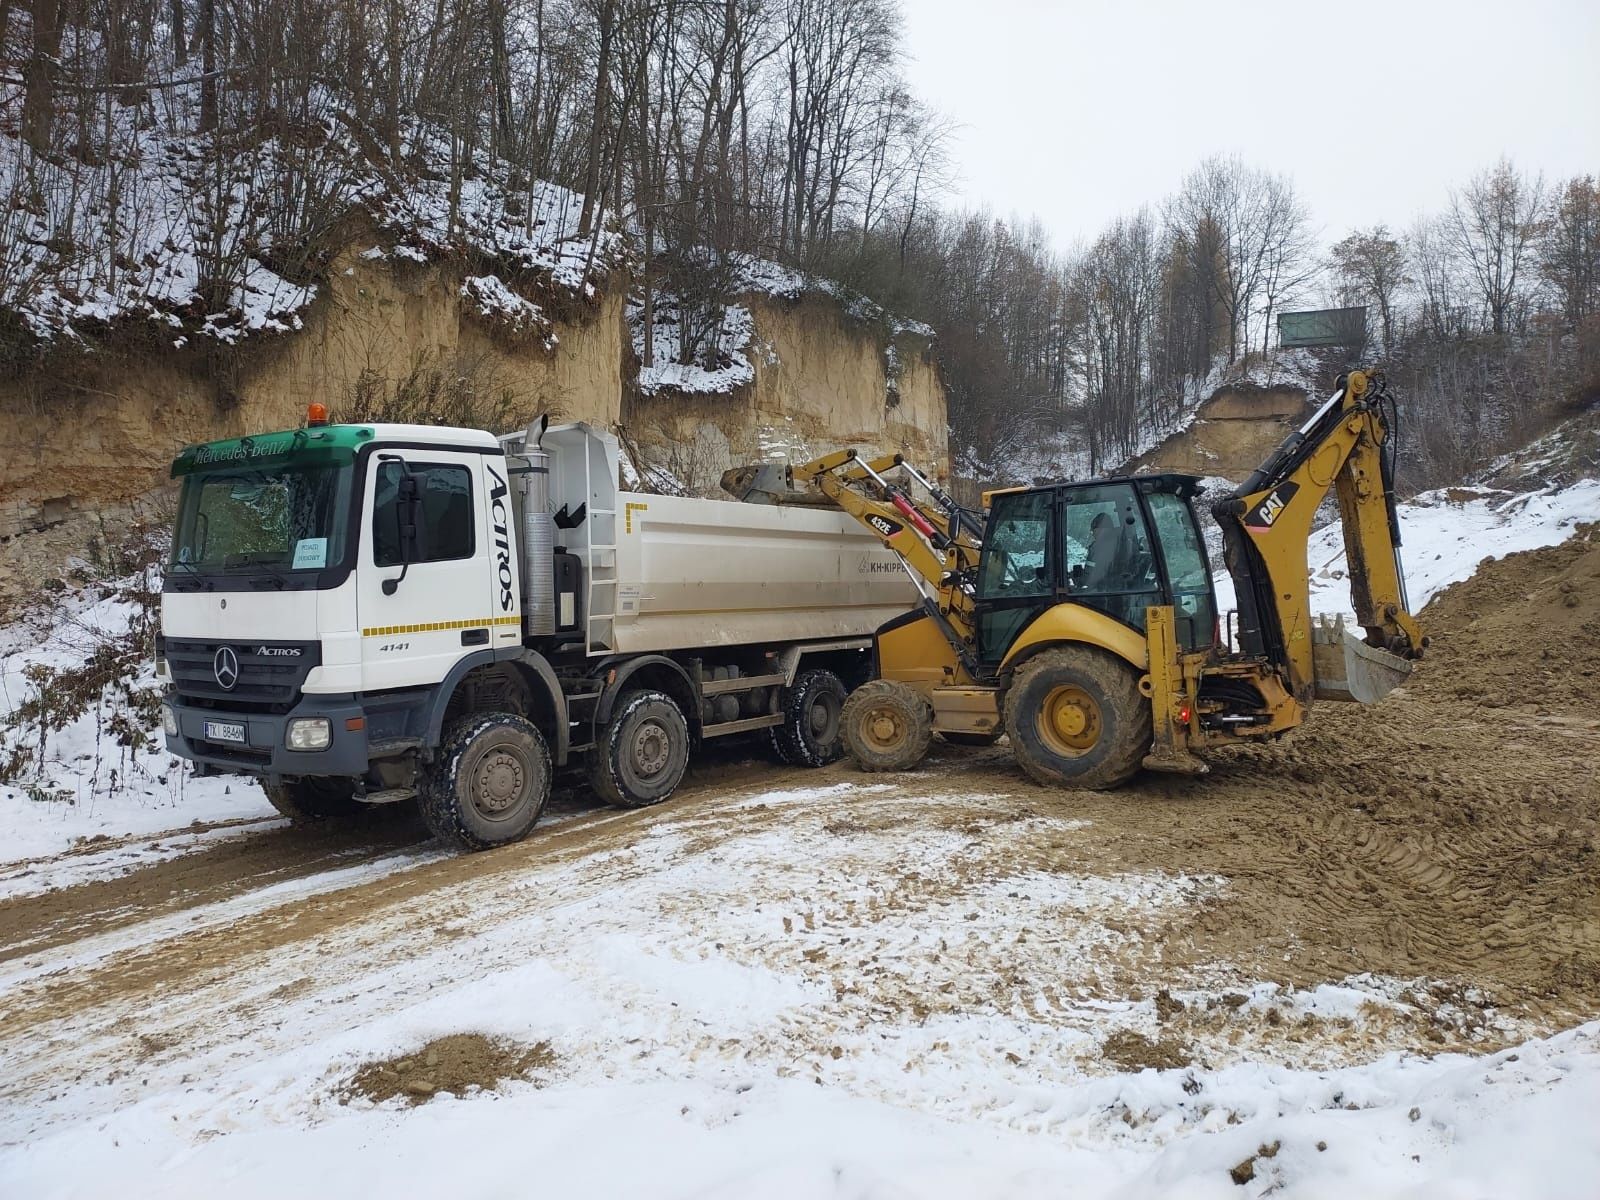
167;639;321;713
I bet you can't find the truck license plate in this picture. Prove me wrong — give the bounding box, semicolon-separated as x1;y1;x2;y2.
204;720;246;744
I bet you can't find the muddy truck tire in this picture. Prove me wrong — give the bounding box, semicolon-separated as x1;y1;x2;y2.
842;679;934;772
262;777;366;822
1004;647;1150;789
772;668;848;767
421;712;552;850
589;689;691;808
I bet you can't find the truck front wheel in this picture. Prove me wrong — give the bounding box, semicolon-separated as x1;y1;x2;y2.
262;777;364;822
841;679;933;772
421;712;552;850
589;690;690;808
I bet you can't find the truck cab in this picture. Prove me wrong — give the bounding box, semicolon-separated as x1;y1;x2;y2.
159;410;914;849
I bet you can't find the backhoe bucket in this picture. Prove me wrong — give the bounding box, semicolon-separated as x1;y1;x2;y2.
1312;615;1413;704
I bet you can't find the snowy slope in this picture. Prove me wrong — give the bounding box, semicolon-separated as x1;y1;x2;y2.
1212;479;1600;625
0;571;275;874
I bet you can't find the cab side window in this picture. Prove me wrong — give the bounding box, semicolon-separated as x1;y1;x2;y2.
373;462;475;567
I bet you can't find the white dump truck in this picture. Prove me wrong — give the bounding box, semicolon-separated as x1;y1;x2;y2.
157;410;914;848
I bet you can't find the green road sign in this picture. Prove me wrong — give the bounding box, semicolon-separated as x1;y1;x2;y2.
1278;307;1367;348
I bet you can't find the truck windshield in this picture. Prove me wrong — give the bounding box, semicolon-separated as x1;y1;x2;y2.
170;464;353;578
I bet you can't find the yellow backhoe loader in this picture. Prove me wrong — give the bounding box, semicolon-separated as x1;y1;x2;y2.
723;369;1427;787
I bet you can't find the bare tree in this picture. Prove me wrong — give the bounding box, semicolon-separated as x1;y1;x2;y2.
1329;225;1409;351
1539;174;1600;327
1447;158;1545;336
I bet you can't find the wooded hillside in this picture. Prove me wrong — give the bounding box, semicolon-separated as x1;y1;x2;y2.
2;0;1595;489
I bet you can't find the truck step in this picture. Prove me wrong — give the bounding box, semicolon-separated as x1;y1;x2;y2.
359;788;417;806
700;713;785;739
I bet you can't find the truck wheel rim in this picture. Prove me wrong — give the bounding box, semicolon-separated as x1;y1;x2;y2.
1038;685;1100;755
808;693;841;741
473;747;527;817
632;721;671;777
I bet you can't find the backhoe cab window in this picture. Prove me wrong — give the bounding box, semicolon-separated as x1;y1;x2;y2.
1146;490;1217;650
373;462;475;567
978;491;1051;598
1061;483;1161;632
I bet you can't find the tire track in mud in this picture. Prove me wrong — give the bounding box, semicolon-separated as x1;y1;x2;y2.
0;760;823;1047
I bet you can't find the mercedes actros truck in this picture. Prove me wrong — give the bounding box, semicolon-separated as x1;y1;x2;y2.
158;408;914;849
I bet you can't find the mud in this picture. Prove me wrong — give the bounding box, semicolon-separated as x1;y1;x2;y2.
346;1034;556;1105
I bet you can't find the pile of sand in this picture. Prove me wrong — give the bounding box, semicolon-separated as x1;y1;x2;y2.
345;1033;556;1105
1416;524;1600;713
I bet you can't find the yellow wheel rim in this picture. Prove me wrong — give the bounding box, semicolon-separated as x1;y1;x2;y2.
861;705;908;752
1037;684;1100;756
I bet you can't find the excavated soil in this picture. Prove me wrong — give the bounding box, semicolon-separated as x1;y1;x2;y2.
346;1034;557;1105
1;530;1597;1108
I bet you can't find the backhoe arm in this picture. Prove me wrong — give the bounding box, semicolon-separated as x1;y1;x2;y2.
1214;370;1425;704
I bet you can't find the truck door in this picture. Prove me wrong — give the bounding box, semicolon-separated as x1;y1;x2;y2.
359;451;504;691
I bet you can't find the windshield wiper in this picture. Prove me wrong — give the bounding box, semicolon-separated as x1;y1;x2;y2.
167;559;212;591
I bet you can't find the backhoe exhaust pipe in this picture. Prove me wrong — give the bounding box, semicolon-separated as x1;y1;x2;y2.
1312;615;1413;704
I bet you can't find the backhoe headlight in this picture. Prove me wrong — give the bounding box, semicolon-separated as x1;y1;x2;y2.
286;718;332;751
160;702;178;737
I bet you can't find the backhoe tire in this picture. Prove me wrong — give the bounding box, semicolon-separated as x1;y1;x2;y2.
1004;647;1150;790
262;777;365;823
589;689;690;808
841;679;934;773
421;712;552;851
938;730;1004;748
773;669;848;767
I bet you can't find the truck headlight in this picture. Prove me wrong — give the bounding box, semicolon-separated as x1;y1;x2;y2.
160;702;178;737
286;717;332;751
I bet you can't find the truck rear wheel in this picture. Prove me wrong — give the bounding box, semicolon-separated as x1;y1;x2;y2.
773;669;848;767
262;777;364;822
421;712;552;850
1004;647;1150;790
590;689;690;808
841;679;933;772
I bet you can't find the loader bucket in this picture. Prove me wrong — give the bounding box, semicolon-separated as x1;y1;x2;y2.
1312;615;1413;704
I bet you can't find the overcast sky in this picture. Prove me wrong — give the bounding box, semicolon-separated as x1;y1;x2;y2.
899;0;1599;253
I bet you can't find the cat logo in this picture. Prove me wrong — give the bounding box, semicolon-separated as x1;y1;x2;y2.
1244;482;1299;530
868;514;903;538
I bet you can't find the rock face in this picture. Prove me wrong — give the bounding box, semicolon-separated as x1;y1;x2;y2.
0;248;947;610
622;292;946;494
1127;387;1311;481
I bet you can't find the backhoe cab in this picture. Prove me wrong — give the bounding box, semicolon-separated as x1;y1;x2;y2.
751;369;1426;789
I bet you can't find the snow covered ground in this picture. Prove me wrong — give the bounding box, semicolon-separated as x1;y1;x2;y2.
0;571;276;878
2;773;1597;1198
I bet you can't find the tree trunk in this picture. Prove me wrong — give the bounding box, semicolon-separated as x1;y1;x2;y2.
198;0;217;134
22;0;64;153
577;0;615;236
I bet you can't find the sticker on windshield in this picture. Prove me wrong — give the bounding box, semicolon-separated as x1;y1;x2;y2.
292;538;328;569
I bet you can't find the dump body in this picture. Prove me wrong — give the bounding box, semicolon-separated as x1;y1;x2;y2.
610;494;912;653
501;421;914;656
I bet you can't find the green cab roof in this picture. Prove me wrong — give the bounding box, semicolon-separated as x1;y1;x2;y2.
171;425;376;477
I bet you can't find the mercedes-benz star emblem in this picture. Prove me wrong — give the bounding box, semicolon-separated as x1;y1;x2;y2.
213;646;240;691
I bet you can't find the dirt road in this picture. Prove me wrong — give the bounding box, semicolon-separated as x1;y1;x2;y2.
2;532;1596;1147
